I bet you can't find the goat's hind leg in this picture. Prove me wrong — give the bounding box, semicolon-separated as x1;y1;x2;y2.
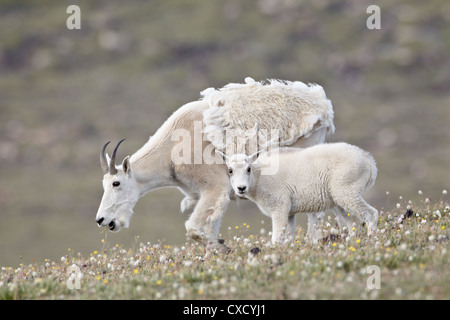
333;206;354;235
338;197;379;236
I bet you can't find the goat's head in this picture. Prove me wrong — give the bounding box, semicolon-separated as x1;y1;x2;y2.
96;139;139;232
216;150;260;197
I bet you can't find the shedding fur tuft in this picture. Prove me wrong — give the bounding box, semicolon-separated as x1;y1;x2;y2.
201;77;335;154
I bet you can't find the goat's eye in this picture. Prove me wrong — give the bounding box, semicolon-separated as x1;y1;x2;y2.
228;168;233;174
247;167;251;173
112;181;120;187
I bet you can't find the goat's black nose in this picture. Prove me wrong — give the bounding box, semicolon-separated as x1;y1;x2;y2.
237;186;247;192
96;217;104;225
108;220;115;230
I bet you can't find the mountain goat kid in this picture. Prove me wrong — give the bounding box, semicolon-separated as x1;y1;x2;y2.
218;143;378;243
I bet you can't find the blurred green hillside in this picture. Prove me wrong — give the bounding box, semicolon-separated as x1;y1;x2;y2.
0;0;449;267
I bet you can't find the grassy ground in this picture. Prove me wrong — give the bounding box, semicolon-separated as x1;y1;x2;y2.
1;197;448;300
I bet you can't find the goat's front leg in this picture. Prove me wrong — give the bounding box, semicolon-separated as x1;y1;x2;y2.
287;214;296;241
180;196;198;214
269;202;291;244
185;189;230;253
306;212;324;243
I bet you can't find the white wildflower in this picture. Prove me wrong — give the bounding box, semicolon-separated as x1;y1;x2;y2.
133;259;141;267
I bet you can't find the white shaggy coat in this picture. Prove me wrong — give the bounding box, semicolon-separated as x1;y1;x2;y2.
222;143;379;243
96;78;336;253
202;77;334;153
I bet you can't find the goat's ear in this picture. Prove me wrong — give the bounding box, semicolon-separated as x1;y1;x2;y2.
215;150;229;162
122;156;131;174
247;150;263;164
106;153;111;166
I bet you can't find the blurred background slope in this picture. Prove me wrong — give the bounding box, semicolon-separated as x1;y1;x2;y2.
0;0;449;266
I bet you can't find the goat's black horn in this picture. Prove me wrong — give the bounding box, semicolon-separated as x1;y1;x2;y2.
100;141;111;174
109;139;126;175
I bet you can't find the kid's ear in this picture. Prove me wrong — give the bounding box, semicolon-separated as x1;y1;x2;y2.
122;156;131;174
215;150;229;162
247;150;263;164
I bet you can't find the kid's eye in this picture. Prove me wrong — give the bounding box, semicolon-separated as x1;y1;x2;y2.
112;181;120;187
228;169;233;174
247;167;251;173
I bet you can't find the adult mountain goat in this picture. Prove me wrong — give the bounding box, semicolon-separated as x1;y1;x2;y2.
219;143;379;244
95;77;335;253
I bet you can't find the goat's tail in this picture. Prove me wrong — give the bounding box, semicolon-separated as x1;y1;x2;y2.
364;152;378;191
